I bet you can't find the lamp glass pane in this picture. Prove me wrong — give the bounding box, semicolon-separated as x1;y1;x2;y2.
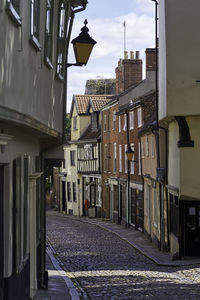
126;152;134;161
74;42;94;64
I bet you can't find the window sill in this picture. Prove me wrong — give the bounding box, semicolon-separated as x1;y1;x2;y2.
6;2;22;26
30;35;41;51
44;57;53;69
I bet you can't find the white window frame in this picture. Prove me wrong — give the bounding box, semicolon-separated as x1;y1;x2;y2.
138;142;141;175
113;143;117;172
119;116;121;132
129;111;134;130
137;107;142;128
125;144;127;173
123;114;127;131
30;0;41;50
119;144;122;172
6;0;22;26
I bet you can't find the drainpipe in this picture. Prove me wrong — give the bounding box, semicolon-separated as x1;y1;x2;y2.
152;0;165;251
126;110;130;226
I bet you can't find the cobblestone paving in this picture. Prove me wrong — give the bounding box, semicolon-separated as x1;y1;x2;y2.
46;212;200;300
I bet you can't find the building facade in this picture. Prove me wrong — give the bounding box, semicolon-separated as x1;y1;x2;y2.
0;0;87;299
159;0;200;258
61;94;109;217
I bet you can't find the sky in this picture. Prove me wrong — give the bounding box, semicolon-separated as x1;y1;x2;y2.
67;0;155;112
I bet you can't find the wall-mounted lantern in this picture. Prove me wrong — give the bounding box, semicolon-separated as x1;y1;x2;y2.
67;19;96;67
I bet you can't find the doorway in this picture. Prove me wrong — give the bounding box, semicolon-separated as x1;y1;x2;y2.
62;181;66;212
0;166;4;300
183;203;200;257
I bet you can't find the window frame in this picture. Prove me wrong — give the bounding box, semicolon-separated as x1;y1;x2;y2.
113;143;117;172
137;107;142;128
138;142;141;175
70;150;76;166
6;0;22;26
125;144;127;173
67;182;71;202
129;111;134;130
44;0;54;68
30;0;41;51
123;114;127;131
113;111;116;130
73;116;78;131
119;144;122;172
56;1;67;80
118;115;121;132
72;182;77;202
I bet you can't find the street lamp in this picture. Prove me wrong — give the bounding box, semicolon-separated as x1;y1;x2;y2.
67;19;96;67
126;144;134;161
126;144;137;228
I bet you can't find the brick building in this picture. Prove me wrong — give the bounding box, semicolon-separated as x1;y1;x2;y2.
101;49;156;231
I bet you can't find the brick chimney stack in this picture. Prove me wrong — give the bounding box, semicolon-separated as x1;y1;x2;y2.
115;51;142;94
145;48;156;74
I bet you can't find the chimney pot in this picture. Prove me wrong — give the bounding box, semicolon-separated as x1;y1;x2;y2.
130;51;134;59
124;51;128;59
136;51;140;59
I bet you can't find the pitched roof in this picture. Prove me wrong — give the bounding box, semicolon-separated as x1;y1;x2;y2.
89;96;110;112
70;94;111;116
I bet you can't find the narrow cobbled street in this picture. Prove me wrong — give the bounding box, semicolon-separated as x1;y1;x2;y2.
47;211;200;300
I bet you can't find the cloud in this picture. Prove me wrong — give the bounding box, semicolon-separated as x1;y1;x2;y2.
67;4;155;111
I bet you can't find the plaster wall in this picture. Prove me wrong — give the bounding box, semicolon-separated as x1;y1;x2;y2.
168;121;180;189
180;117;200;199
141;133;157;179
71;106;90;141
1;128;40;278
159;0;200;118
0;0;64;133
